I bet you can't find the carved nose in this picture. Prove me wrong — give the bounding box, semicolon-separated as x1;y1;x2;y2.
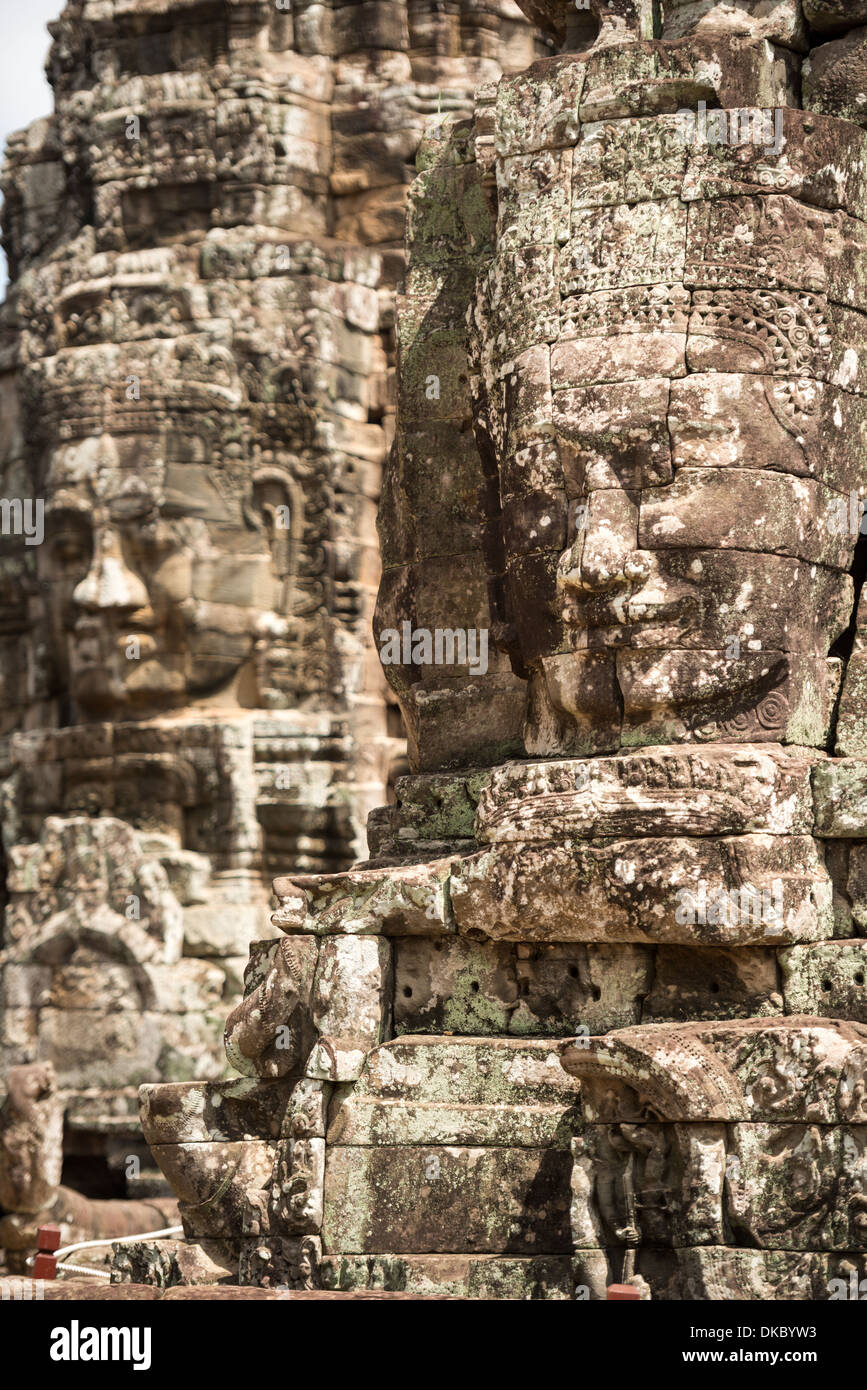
72;529;148;612
558;541;649;595
558;493;647;595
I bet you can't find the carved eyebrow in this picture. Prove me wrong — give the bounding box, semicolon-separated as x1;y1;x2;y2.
45;495;91;515
106;491;159;515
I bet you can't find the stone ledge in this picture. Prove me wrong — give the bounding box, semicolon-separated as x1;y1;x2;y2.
0;1278;445;1300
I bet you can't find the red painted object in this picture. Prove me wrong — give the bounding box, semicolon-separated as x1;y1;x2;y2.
608;1284;641;1301
33;1224;61;1280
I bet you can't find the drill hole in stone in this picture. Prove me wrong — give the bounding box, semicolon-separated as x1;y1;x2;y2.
470;980;480;993
568;965;579;979
403;986;413;998
822;979;833;992
856;972;865;986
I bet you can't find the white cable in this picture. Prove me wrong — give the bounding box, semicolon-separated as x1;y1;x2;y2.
53;1226;183;1261
56;1264;112;1280
25;1224;185;1280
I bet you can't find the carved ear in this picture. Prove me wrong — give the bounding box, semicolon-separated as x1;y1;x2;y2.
245;467;301;615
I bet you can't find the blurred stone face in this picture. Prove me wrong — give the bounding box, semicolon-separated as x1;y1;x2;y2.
659;0;806;44
513;0;806;49
471;76;867;753
40;433;285;719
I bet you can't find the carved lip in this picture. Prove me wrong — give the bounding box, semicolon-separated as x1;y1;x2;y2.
561;590;696;634
70;632;157;672
71;612;158;638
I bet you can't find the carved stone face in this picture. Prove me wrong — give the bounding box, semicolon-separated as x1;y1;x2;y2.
39;432;292;719
471;76;866;753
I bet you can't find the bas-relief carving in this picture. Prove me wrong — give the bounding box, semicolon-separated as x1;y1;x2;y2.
0;0;553;1260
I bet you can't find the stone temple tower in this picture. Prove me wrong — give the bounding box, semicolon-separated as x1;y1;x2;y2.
0;0;546;1268
136;0;867;1299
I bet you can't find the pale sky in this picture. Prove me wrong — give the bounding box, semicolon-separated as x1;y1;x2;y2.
0;0;62;293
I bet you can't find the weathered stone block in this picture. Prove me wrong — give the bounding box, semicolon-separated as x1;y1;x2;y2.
835;647;867;757
813;760;867;835
452;835;834;946
528;652;622;757
319;1252;574;1299
645;945;782;1021
806;28;867;129
669;371;867;492
477;746;817;843
274;858;454;936
394;937;653;1037
326;1035;580;1153
781;941;867;1022
661;0;807;47
804;1;867;34
394;936;518;1035
140;1078;295;1147
552;377;672;491
323;1145;573;1254
390;770;489;844
640;470;851;569
341;1035;580;1104
268;1136;325;1235
579;33;799;117
682;109;867;218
